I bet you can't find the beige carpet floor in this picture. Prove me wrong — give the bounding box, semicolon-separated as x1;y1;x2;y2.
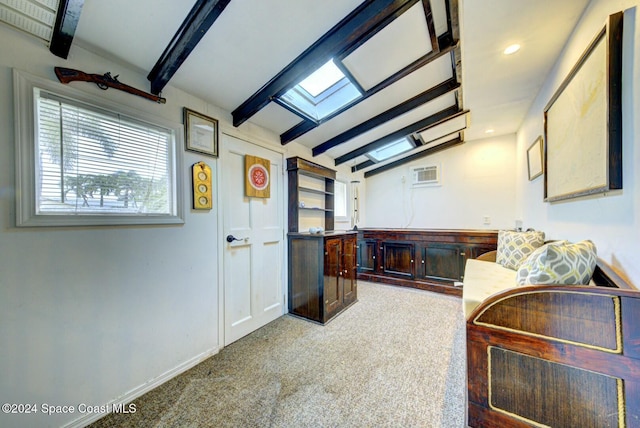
90;281;467;427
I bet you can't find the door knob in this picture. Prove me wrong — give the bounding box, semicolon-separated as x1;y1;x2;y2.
226;234;247;243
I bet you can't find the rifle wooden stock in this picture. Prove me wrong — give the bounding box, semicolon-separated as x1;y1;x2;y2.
54;67;166;104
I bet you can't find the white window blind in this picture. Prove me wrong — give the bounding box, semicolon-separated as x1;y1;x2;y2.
36;91;174;216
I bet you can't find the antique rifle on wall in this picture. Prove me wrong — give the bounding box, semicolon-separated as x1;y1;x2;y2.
54;67;166;104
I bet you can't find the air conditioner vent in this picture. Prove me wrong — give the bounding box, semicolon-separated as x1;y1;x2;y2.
411;164;440;187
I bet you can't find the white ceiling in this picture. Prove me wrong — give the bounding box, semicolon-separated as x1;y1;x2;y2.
65;0;591;172
460;0;590;141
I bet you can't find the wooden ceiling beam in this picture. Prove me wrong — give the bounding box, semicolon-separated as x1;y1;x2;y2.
280;38;457;144
422;0;439;53
364;135;463;177
312;78;459;156
334;105;461;166
233;0;421;128
49;0;84;59
147;0;232;95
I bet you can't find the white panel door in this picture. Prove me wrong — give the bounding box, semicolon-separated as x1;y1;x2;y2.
222;134;285;345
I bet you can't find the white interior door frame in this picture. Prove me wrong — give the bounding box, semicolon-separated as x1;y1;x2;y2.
216;130;287;349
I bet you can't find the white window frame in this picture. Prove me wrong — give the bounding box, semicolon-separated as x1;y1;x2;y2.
13;69;184;227
334;179;349;222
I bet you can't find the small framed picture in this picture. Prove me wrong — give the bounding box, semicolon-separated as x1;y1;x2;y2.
527;136;544;181
184;108;218;157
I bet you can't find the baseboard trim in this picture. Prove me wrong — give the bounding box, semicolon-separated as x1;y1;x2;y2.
63;346;222;428
357;273;463;297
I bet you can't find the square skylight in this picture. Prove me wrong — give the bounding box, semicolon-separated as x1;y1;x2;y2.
298;60;345;97
278;59;362;122
366;138;414;162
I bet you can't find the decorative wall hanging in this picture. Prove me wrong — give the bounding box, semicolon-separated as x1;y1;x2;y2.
543;12;623;202
192;161;213;209
526;136;544;181
55;67;166;104
245;155;270;198
185;108;218;157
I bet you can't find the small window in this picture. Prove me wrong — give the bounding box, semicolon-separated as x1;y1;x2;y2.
14;70;184;226
278;59;361;122
334;180;348;221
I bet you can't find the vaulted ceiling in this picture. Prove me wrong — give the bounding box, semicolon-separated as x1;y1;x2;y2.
1;0;590;177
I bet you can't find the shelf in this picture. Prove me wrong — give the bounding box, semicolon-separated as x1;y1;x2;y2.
299;186;333;196
287;156;336;233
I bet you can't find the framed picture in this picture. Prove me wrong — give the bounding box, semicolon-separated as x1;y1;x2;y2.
184;108;218;157
543;12;623;202
526;136;543;181
245;155;270;198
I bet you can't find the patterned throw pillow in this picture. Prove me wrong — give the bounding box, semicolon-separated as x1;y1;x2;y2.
496;230;545;270
516;240;597;285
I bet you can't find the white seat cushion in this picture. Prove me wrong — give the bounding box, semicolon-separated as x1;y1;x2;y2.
463;259;516;318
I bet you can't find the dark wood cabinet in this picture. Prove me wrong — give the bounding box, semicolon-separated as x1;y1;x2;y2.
357;229;498;296
419;243;462;282
357;239;376;273
381;241;414;278
288;232;357;324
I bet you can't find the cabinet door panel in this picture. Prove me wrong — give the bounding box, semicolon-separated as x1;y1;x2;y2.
324;237;342;320
357;239;377;273
422;244;461;281
382;242;414;278
342;237;357;305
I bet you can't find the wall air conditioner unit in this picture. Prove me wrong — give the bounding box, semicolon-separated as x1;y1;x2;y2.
411;164;440;187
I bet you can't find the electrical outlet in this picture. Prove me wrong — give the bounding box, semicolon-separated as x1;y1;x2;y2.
483;216;491;225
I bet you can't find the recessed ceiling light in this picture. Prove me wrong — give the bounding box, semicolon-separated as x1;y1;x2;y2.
503;44;521;55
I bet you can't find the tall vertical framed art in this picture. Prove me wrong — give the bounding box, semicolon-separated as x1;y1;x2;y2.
527;136;543;181
543;12;623;202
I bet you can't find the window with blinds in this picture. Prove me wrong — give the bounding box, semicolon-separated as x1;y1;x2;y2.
14;68;183;227
36;91;174;216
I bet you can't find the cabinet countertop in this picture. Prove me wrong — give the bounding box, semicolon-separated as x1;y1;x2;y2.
288;230;358;238
357;228;498;235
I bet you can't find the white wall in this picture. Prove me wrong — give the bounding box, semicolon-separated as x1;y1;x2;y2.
516;0;640;285
363;134;517;230
0;25;347;428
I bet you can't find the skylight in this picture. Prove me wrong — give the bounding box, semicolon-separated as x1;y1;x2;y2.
298;60;345;97
278;59;362;122
367;138;414;162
